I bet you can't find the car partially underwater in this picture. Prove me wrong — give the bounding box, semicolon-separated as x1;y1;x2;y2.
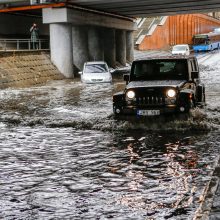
79;61;112;84
113;56;206;116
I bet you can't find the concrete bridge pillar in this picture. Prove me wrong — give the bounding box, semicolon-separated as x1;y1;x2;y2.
103;28;116;68
72;26;89;71
126;31;134;63
88;26;104;61
49;23;73;78
116;29;126;66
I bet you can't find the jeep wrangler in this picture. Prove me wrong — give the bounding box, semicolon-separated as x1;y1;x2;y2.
113;56;205;116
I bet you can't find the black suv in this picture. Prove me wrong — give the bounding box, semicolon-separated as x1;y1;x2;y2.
113;56;205;116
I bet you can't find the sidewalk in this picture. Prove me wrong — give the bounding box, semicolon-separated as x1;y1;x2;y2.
209;164;220;220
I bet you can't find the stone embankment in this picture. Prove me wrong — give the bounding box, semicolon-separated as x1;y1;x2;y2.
0;51;64;89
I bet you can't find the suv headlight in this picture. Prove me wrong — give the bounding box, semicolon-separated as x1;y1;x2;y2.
126;90;135;99
167;89;176;98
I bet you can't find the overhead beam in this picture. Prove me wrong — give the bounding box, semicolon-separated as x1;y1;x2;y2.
43;7;137;31
103;0;220;11
67;0;220;17
122;6;220;17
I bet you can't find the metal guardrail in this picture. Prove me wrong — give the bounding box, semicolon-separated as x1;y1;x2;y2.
0;39;49;51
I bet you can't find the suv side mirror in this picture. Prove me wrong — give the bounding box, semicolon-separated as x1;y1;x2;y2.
123;74;130;83
191;71;199;79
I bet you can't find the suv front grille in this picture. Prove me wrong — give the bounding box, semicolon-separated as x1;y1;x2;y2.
136;96;165;106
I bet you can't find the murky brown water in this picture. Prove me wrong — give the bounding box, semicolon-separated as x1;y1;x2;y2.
0;51;219;219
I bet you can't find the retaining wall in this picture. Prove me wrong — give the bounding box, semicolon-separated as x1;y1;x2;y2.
0;51;64;89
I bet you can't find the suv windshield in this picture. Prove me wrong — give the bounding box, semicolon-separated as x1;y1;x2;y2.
84;64;108;73
131;60;188;81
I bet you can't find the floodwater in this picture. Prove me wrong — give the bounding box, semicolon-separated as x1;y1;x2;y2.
0;51;219;220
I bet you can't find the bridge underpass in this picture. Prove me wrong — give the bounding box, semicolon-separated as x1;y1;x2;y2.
0;0;220;77
1;2;220;219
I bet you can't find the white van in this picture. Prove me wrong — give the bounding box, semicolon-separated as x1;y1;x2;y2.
172;44;190;56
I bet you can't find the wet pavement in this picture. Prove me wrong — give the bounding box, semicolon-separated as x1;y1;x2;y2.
0;50;219;219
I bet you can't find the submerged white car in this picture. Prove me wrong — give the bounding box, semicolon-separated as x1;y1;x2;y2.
80;61;112;83
172;44;190;56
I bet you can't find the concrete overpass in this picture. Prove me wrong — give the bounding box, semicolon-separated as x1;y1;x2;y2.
0;0;220;78
1;0;220;17
67;0;220;17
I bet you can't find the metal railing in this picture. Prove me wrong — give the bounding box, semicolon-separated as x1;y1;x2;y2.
0;38;49;51
30;0;63;4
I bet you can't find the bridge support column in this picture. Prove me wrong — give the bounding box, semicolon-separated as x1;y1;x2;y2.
50;23;73;78
103;28;116;67
116;29;126;66
72;26;89;71
126;31;134;63
88;26;104;61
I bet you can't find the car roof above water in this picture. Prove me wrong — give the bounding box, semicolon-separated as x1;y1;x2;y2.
173;44;189;47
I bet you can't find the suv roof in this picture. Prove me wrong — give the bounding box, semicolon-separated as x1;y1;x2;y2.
135;55;195;61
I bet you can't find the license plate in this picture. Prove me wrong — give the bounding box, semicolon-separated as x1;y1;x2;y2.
137;110;160;116
92;79;103;82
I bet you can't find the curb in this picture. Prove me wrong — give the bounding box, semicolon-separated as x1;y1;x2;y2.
193;156;220;219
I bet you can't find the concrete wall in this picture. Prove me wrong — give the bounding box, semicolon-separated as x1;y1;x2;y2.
0;13;49;37
0;51;63;89
137;14;220;50
138;18;170;50
43;7;136;31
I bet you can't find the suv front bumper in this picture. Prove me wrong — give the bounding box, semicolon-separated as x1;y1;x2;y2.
114;105;180;115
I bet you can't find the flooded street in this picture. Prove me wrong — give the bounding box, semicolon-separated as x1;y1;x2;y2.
0;51;220;219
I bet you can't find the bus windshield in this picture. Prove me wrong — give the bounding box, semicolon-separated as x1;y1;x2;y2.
131;60;188;81
193;37;209;45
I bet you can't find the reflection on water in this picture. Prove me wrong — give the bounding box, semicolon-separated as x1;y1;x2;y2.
0;125;219;219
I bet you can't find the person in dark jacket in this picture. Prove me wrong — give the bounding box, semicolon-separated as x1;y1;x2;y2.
30;23;39;49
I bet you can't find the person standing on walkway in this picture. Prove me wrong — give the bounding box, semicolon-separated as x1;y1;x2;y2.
30;23;39;49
